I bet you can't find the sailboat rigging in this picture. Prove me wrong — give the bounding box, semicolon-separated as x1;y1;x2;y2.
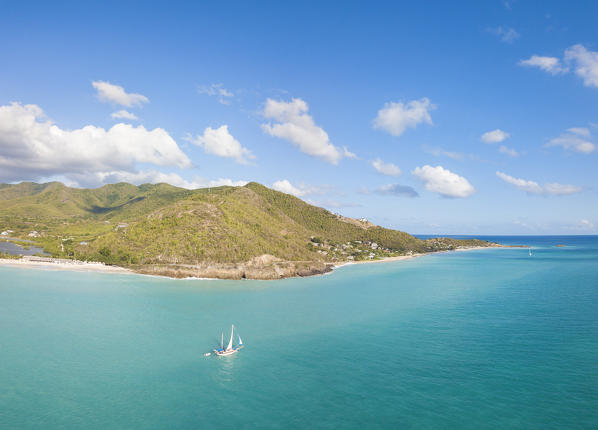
213;324;244;356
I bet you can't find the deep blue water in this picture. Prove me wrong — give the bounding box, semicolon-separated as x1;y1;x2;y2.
1;236;597;429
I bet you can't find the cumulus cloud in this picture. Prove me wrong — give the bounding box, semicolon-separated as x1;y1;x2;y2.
52;169;246;190
519;45;598;87
546;127;595;154
271;179;327;197
489;26;520;43
373;98;435;137
272;179;306;197
343;146;359;159
371;158;401;177
499;145;519;157
412;165;475;198
0;102;190;185
262;98;342;164
496;171;582;196
481;129;510;143
111;110;138;120
374;183;419;198
564;44;598;88
189;125;254;164
198;83;234;105
92;81;149;107
194;177;248;188
518;56;568;75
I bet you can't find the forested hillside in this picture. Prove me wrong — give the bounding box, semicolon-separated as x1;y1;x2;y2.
0;181;494;278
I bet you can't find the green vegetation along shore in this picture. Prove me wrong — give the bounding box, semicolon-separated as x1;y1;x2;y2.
0;181;498;279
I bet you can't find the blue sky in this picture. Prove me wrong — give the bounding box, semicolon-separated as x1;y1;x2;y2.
1;1;597;234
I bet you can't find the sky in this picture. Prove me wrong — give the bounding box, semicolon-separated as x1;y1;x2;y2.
0;0;597;235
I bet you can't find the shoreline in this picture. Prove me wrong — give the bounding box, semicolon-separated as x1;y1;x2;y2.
0;245;508;280
0;256;133;275
333;244;506;269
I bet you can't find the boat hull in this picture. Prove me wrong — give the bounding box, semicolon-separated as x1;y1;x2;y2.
214;348;240;356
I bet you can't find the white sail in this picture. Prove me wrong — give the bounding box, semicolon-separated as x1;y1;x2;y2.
227;325;234;350
238;335;243;345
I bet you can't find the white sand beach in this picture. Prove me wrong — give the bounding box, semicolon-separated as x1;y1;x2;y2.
0;256;132;275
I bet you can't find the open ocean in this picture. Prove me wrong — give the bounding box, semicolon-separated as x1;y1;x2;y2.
1;236;597;429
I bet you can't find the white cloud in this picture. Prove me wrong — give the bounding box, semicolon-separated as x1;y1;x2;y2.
518;56;568;75
371;158;401;177
373;98;435;137
262;98;342;164
195;177;248;188
271;179;328;197
198;83;234;105
499;145;519;157
0;102;190;185
496;171;542;194
272;179;306;197
412;165;475;198
342;146;359;159
547;128;595;154
190;125;254;164
579;219;595;230
481;129;510;143
543;183;583;195
490;26;520;43
568;127;590;137
564;44;598;88
111;110;138;120
496;171;582;196
519;45;598;87
92;81;149;107
89;170;247;189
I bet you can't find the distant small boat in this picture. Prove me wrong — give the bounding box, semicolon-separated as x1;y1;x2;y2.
529;247;532;256
213;324;243;356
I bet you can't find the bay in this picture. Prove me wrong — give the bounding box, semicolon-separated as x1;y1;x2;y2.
1;236;597;429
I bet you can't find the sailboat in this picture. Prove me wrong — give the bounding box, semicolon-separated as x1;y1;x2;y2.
213;324;244;356
529;247;532;256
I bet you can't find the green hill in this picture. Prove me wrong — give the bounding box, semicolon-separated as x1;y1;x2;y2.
0;181;495;279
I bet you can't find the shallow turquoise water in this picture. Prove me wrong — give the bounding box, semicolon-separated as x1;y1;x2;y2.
1;236;597;429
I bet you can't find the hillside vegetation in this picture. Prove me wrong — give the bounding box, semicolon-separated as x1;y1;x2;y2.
0;181;495;278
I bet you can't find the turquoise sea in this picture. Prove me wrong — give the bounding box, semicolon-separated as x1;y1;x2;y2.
1;236;597;429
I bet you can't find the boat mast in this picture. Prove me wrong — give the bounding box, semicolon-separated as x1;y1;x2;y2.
221;332;223;349
227;325;234;350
